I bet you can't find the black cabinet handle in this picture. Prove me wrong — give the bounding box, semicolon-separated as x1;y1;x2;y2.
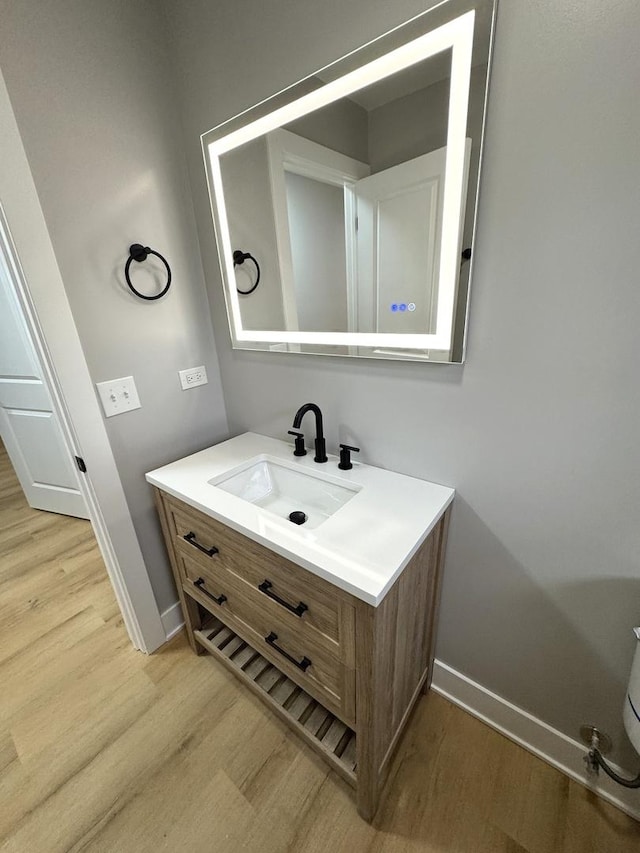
193;577;227;606
265;632;311;671
258;580;308;617
183;531;219;557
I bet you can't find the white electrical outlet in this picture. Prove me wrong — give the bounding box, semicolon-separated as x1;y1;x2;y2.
96;375;141;418
179;365;208;390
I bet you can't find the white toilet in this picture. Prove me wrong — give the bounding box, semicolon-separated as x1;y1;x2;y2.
623;628;640;754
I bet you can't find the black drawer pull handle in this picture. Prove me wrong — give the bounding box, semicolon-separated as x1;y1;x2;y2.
265;632;311;671
193;577;227;606
258;580;308;617
184;531;219;557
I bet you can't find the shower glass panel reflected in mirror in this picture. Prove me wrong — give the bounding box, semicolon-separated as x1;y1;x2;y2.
204;0;497;363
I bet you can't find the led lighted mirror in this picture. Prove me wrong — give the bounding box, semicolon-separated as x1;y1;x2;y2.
203;0;497;363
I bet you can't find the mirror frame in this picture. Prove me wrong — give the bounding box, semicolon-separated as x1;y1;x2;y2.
202;2;497;358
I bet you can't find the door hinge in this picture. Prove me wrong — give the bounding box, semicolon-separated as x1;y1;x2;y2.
75;456;87;473
355;216;359;232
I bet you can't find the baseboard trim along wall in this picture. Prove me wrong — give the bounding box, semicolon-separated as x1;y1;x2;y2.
160;602;184;642
431;659;640;822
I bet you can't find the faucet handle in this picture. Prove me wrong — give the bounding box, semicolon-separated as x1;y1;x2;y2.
338;443;360;470
288;430;307;457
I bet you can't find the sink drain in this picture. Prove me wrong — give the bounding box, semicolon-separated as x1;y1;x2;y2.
288;510;307;525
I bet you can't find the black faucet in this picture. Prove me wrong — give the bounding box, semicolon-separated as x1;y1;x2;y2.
292;403;328;463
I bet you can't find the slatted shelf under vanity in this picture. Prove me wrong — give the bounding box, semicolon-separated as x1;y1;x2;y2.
194;616;358;783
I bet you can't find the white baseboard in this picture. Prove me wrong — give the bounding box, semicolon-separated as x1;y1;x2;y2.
160;601;184;642
431;660;640;823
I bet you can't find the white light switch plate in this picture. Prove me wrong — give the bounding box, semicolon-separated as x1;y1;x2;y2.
179;365;208;390
96;375;141;417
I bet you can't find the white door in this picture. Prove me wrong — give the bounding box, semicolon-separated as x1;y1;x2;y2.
354;140;471;349
0;242;88;518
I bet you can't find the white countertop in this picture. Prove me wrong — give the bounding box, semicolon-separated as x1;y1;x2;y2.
146;433;454;606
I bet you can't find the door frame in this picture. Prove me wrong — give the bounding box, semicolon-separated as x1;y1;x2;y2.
0;71;166;653
266;129;369;337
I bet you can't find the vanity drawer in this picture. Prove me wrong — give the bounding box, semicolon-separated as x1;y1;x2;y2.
179;550;354;723
178;547;233;612
166;497;349;652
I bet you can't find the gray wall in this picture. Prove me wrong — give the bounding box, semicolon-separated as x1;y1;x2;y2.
221;138;285;330
163;0;640;768
288;94;369;164
0;0;229;613
368;76;449;174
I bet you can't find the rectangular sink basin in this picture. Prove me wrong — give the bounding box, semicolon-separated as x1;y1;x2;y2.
209;455;360;529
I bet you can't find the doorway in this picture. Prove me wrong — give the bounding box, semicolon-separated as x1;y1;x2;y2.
0;239;88;520
0;69;166;653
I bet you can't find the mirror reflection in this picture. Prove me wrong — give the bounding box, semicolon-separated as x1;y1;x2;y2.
206;0;496;362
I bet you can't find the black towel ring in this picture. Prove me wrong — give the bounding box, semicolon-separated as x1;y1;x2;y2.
124;243;172;301
233;249;261;295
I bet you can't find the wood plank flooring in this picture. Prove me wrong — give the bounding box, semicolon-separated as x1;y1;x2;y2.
1;440;639;851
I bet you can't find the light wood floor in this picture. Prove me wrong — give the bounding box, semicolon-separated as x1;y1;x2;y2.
1;442;639;852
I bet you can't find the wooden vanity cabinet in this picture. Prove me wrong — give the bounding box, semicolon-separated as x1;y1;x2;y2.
154;487;450;821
